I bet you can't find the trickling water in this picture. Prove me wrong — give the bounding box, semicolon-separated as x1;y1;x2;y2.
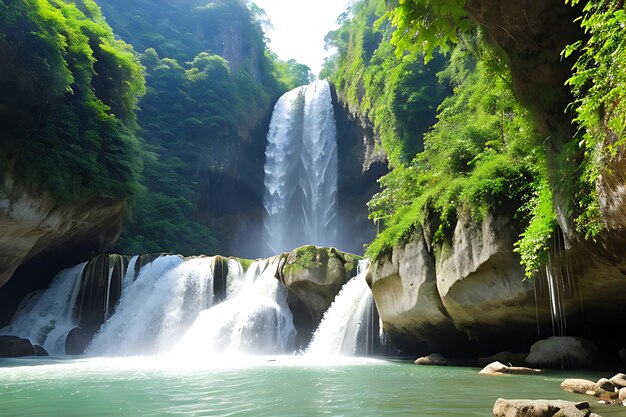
174;257;295;355
0;263;86;355
263;80;338;254
306;260;376;356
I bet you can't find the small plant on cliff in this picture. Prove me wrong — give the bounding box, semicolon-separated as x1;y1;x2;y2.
563;0;626;239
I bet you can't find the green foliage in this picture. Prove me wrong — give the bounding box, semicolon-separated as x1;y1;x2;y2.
0;0;145;203
386;0;472;61
514;177;556;279
323;0;448;167
365;45;551;275
563;0;626;239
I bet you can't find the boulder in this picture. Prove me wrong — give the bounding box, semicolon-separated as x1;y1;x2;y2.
435;213;548;348
479;361;541;376
33;345;48;356
0;335;35;357
595;378;616;394
561;379;598;396
526;337;599;369
609;373;626;389
619;387;626;406
65;327;92;355
414;353;474;367
280;246;359;323
366;230;468;355
493;398;592;417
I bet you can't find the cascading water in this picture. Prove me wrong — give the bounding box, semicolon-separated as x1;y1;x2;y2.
87;256;222;356
3;251;383;358
306;260;379;356
0;263;86;355
263;80;338;254
173;257;295;355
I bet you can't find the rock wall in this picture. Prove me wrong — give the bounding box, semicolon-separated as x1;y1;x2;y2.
366;213;541;356
0;189;125;289
367;209;626;359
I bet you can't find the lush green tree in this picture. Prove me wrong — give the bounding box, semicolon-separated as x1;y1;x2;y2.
0;0;145;203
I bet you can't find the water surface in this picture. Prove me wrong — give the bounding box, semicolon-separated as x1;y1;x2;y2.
1;356;623;417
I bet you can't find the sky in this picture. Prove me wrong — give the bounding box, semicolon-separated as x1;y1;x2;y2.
251;0;354;76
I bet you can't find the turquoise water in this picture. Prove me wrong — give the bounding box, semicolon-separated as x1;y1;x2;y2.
0;356;623;417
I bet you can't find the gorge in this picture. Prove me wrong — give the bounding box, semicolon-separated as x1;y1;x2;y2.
1;0;626;416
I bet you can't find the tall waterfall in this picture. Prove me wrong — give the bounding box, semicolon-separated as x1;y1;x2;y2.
263;80;338;254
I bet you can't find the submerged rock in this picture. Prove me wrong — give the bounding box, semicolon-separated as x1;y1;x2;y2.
479;361;541;376
0;335;35;357
493;398;593;417
414;353;474;367
561;379;599;396
33;345;48;356
526;337;599;369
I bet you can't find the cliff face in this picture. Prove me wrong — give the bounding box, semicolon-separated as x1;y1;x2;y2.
367;210;626;358
0;185;127;327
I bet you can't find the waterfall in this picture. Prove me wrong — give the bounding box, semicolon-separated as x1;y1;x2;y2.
263;79;338;254
87;256;219;356
306;260;378;356
173;257;295;355
0;263;86;355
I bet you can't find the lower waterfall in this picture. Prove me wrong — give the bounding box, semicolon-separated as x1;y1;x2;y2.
2;254;383;358
306;260;380;356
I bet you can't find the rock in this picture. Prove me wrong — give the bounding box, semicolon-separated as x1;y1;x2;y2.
619;387;626;406
0;190;126;288
596;378;616;393
0;335;35;357
33;345;48;356
561;379;599;396
526;337;599;369
366;230;468;355
65;327;91;355
414;353;473;366
479;361;541;376
493;398;592;417
610;373;626;389
478;352;529;367
280;246;359;324
435;213;547;351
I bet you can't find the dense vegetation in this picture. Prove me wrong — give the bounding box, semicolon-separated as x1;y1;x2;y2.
324;0;625;278
323;0;570;277
0;0;144;203
96;0;312;254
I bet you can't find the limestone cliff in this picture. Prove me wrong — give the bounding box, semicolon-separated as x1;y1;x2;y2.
0;188;125;289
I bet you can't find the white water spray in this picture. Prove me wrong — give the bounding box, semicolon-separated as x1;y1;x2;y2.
263;80;338;254
306;260;375;356
0;263;86;355
87;256;217;356
174;257;295;355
